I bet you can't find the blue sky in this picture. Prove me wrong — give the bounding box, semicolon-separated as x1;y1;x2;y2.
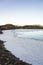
0;0;43;25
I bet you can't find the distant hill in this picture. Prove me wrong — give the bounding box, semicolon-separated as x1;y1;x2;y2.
0;24;43;30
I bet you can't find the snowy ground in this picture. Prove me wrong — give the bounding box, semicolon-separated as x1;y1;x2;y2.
0;29;43;65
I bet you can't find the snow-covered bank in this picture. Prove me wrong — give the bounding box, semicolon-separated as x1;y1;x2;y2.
0;40;31;65
0;30;43;65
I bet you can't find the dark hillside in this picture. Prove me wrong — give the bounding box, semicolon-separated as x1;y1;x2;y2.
0;24;43;30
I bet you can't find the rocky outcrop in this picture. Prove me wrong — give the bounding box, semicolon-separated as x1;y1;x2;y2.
0;30;3;34
0;40;32;65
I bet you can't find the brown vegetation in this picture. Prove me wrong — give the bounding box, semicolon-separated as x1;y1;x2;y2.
0;24;43;30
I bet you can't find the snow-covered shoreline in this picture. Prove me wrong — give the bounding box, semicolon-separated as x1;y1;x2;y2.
0;30;43;65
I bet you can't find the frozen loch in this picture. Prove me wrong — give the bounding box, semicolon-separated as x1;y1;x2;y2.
0;29;43;65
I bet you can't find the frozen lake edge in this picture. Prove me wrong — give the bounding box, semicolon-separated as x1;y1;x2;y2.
0;29;43;65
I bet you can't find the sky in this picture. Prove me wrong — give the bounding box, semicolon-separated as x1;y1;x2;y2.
0;0;43;25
